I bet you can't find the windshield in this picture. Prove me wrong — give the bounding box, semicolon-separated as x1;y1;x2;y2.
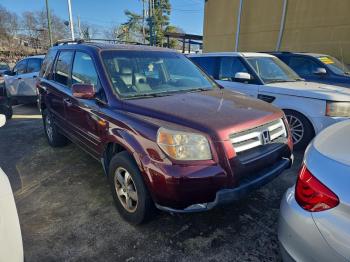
318;56;350;75
246;56;301;84
101;50;216;98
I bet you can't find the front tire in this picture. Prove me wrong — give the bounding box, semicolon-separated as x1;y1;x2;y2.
108;151;153;224
42;109;69;147
284;109;314;150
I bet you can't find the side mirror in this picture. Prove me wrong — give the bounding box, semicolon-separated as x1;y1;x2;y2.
313;68;327;75
72;83;95;99
235;72;251;81
0;114;6;127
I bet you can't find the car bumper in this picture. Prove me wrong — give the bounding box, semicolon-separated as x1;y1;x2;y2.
278;188;347;262
156;156;292;213
311;116;349;134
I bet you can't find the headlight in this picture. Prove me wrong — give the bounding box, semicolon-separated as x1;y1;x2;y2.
156;127;212;160
326;101;350;117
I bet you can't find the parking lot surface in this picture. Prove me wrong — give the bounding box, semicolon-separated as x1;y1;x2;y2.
0;105;303;262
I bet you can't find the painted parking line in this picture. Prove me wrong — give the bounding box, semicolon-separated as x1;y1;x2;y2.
12;115;42;119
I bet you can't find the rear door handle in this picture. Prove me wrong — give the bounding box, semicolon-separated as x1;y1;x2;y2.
63;98;73;107
33;75;37;78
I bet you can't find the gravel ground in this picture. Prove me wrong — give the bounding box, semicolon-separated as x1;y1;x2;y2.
0;104;303;262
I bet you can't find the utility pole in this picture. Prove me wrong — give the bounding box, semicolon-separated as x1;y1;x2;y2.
67;0;75;40
45;0;53;46
148;0;154;46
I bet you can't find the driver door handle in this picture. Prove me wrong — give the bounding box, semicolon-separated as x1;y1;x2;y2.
63;98;73;107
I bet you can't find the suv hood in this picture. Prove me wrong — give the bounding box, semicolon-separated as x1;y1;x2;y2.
123;89;282;141
264;81;350;101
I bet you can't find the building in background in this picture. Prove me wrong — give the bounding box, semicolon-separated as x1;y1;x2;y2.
203;0;350;63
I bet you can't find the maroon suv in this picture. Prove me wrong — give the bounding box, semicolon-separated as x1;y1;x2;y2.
37;40;293;224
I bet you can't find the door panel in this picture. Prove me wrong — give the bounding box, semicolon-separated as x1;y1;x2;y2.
65;51;106;157
48;51;74;128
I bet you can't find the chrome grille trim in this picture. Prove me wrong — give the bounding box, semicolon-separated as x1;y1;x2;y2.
230;119;287;153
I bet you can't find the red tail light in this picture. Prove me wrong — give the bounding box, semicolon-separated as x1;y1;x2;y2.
295;164;339;212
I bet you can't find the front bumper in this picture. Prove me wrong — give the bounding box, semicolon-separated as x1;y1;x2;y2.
278;188;346;262
155;155;292;213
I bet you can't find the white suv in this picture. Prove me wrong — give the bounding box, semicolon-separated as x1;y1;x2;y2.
189;52;350;149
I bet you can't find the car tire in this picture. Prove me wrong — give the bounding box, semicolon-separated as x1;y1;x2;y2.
284;109;314;150
108;151;154;224
42;109;69;147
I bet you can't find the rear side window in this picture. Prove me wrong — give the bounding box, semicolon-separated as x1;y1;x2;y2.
190;57;217;77
40;49;57;79
27;58;42;73
218;57;248;81
53;51;74;86
13;60;27;75
287;56;319;76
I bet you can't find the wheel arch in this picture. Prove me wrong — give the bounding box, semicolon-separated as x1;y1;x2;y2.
282;108;316;137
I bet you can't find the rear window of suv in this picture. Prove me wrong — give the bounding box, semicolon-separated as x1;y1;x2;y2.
101;51;216;99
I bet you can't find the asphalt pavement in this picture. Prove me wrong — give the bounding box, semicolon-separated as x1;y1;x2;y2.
0;104;303;262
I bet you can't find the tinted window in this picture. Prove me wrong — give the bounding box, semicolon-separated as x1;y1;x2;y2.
27;58;42;73
288;56;319;76
54;51;74;86
190;57;217;77
13;60;27;75
218;57;248;81
40;49;58;79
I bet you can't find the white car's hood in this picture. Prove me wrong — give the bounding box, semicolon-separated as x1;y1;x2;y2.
263;81;350;101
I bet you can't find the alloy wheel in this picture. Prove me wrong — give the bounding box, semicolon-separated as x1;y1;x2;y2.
286;114;304;145
114;167;138;213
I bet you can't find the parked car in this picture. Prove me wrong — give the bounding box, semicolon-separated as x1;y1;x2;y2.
0;115;24;262
37;40;293;224
4;55;44;104
0;82;12;119
0;62;10;77
188;53;350;149
279;120;350;262
269;52;350;88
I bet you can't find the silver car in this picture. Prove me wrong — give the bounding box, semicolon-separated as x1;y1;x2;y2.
279;120;350;261
4;55;44;104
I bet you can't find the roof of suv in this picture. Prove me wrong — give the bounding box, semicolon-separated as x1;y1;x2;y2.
188;52;275;58
52;41;176;53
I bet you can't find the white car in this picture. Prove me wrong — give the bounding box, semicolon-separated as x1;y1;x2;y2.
189;53;350;149
0;115;23;262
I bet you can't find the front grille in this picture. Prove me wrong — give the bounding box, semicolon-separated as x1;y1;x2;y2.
230;119;287;154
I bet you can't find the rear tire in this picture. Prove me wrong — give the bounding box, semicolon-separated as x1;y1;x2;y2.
108;151;154;224
42;109;69;147
284;109;314;150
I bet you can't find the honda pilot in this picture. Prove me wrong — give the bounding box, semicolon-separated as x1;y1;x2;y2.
37;40;293;224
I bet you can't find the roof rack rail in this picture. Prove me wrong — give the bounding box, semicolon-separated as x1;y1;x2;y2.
53;38;85;46
53;38;148;47
85;38;147;46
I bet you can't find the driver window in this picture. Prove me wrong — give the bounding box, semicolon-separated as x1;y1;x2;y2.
219;57;248;81
288;57;319;76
